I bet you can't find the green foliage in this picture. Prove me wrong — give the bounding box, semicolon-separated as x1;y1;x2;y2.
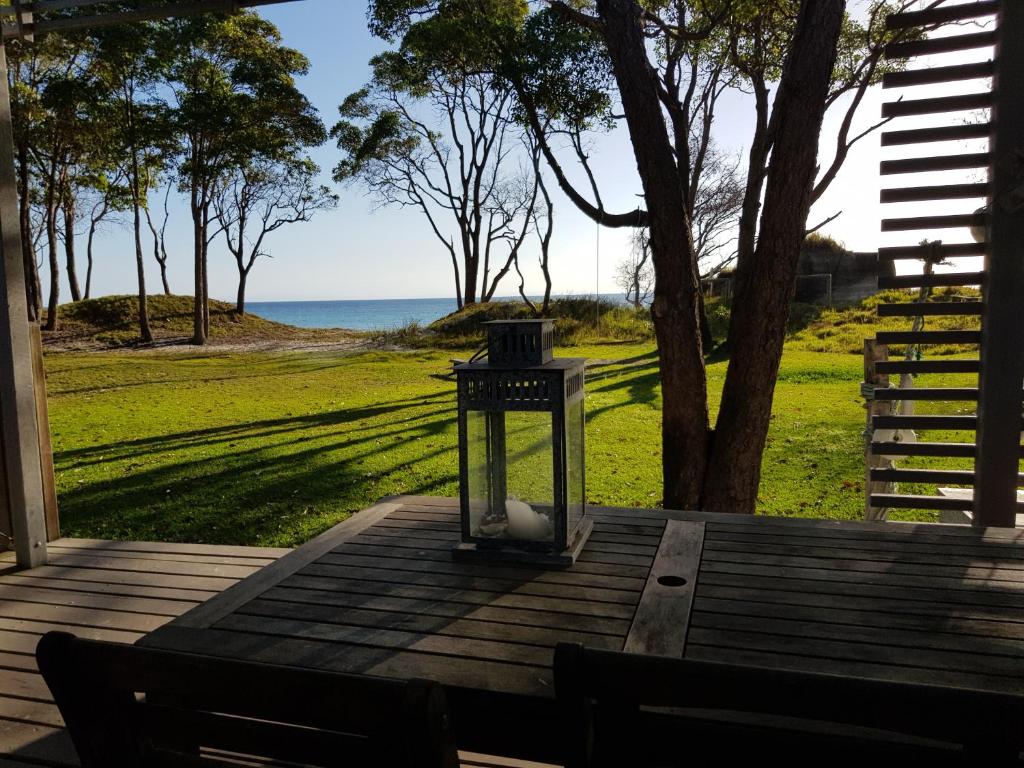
386;297;655;348
803;231;846;254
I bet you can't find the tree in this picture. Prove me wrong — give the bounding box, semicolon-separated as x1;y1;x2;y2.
144;182;174;295
213;157;337;315
616;228;653;309
168;12;325;345
90;20;175;343
333;43;538;309
31;49;95;330
368;0;916;513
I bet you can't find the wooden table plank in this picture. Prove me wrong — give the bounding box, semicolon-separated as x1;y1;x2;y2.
623;521;704;657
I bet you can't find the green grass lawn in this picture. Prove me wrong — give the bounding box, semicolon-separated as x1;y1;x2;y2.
44;340;940;548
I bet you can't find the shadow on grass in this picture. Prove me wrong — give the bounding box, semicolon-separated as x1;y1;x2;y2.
56;389;462;547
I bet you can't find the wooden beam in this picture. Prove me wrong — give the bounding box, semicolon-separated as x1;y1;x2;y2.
976;2;1024;528
0;42;45;567
623;521;704;658
30;324;57;540
0;0;304;40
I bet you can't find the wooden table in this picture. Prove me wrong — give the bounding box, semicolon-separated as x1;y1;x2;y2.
140;496;1024;763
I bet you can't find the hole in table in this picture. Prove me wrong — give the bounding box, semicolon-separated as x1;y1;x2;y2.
657;575;688;588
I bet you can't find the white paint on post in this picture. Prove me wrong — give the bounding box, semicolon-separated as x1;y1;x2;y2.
0;41;47;568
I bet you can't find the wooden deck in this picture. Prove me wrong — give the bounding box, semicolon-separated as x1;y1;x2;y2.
0;538;289;767
138;496;1024;763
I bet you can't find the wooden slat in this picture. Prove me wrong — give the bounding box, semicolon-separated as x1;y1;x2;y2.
870;441;978;458
272;581;632;638
876;302;983;317
882;93;993;118
43;551;261;579
879;242;986;260
288;568;638;621
240;596;623;650
299;560;640;606
875;359;979;374
885;30;997;59
882;60;995;88
213;612;554;668
878;271;984;289
882;213;987;232
870;468;977;485
881;152;991;173
870;494;977;511
873;415;980;431
872;387;979;401
880;122;991;146
623;521;703;658
875;331;981;346
880;184;988;204
886;1;999;30
49;537;290;560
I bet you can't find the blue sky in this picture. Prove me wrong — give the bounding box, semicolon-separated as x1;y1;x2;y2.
63;0;988;304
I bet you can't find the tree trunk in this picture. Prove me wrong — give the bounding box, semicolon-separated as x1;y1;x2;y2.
702;0;845;514
43;199;59;332
132;197;153;344
145;204;171;295
63;200;81;302
85;210;101;301
463;253;479;307
191;186;206;346
236;269;248;316
597;0;711;509
17;143;38;321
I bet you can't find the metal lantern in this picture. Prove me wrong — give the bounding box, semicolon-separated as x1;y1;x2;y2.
454;320;591;567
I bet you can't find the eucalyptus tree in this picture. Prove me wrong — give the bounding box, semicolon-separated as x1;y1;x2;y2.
333;38;539;308
89;20;176;343
7;32;95;327
368;0;919;514
213;157;337;316
30;41;99;329
167;11;324;345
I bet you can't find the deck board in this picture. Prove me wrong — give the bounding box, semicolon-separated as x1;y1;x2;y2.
0;538;289;767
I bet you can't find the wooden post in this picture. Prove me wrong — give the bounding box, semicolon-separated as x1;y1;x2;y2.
0;40;47;567
30;324;58;540
864;340;894;521
976;2;1024;528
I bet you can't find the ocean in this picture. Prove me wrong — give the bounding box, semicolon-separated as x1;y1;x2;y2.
246;298;458;331
246;295;625;331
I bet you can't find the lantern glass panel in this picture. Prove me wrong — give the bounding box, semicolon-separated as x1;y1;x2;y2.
464;409;556;543
566;397;585;535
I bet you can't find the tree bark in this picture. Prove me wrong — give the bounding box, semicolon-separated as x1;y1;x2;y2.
703;0;845;513
144;204;171;295
236;269;248;316
130;151;153;344
63;198;81;302
191;182;206;345
17;143;39;321
43;195;59;332
597;0;711;509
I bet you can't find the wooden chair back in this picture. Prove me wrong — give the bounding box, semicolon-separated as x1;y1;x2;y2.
554;642;1024;767
37;631;459;768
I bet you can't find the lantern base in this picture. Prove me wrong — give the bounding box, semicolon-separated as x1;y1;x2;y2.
452;519;593;569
